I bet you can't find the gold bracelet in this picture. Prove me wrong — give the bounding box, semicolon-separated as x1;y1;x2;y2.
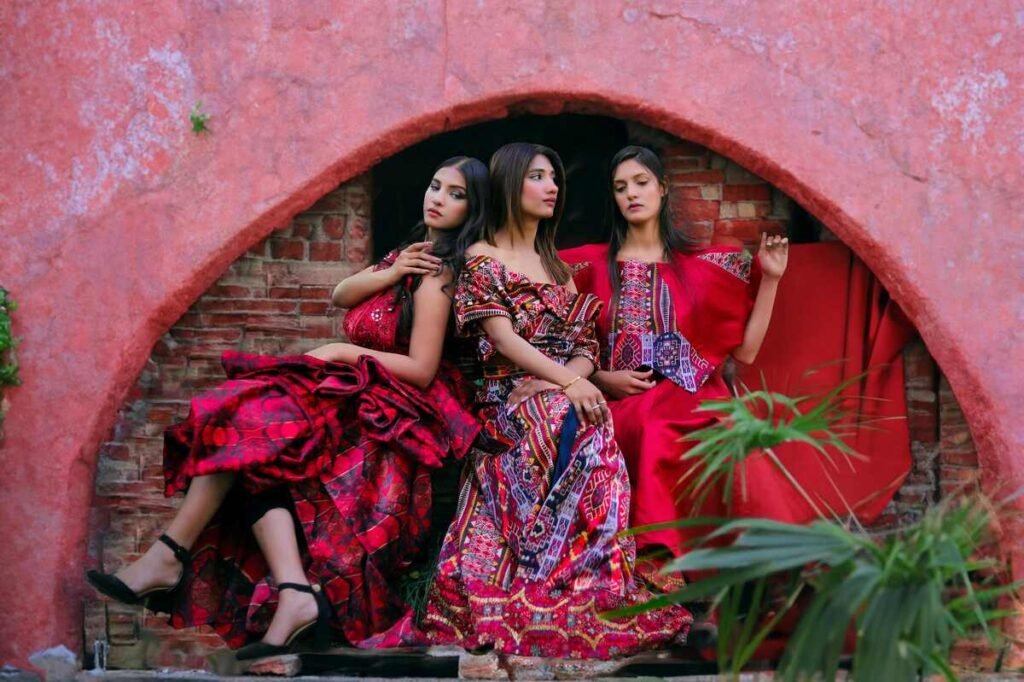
561;375;582;391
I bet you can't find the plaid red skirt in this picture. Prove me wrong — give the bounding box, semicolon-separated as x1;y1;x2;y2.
160;351;479;648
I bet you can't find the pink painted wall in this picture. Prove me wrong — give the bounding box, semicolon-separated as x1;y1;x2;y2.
1;0;1020;669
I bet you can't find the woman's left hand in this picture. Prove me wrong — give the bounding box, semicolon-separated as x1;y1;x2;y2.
305;342;356;363
507;379;559;410
757;232;789;280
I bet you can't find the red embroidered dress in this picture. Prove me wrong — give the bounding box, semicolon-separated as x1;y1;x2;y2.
422;255;691;659
560;244;759;558
161;252;480;649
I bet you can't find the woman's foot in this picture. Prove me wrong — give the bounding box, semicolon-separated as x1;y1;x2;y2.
261;583;320;646
114;539;184;596
235;582;329;661
87;534;192;610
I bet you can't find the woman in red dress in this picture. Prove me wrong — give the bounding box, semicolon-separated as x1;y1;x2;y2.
85;157;486;659
422;143;692;659
556;145;789;568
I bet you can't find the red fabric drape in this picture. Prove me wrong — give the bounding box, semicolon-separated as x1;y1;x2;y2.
733;241;915;524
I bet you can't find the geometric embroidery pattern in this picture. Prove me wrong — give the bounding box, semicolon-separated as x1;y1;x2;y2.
696;249;752;282
607;260;714;393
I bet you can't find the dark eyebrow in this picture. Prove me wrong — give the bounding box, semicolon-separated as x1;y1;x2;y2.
447;183;466;191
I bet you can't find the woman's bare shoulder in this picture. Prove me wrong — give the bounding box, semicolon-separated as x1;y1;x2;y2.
465;241;499;259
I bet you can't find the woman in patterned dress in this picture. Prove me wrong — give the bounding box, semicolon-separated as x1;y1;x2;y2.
422;143;692;660
85;157;486;658
556;145;789;567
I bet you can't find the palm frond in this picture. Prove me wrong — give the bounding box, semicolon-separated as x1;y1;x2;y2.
677;373;885;517
618;494;1020;681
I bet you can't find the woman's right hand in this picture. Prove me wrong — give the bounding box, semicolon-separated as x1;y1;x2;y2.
593;369;655;400
507;379;559;410
392;242;443;280
563;377;610;426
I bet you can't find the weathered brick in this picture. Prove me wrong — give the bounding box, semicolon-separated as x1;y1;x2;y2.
723;184;772;201
269;239;306;260
246;241;267;257
300;316;336;338
672;198;721;222
198;312;250;327
306;188;350;212
99;442;132;462
206;284;258;298
268;286;301;299
310;241;343;261
668;169;725;185
242;315;303;333
288;220;316;240
322;215;347;239
346;243;369;263
670;185;704;200
300;301;331;315
347;217;371;245
299;285;334;300
699;185;723;200
735;201;770;218
198;299;297;314
663;155;707;172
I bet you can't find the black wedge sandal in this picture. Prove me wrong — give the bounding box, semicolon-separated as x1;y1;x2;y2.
235;582;332;661
85;533;191;613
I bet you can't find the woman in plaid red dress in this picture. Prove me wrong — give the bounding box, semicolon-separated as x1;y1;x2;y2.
86;157;487;659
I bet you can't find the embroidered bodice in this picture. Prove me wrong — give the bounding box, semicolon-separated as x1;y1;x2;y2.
454;254;601;406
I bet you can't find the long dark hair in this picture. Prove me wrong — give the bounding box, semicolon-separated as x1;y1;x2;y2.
484;142;572;285
606;145;700;311
392;156;489;339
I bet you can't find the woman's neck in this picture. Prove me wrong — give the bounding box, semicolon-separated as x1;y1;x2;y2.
495;218;539;253
621;218;663;257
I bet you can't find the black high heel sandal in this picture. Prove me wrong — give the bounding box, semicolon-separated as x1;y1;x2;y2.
235;582;332;661
85;533;191;612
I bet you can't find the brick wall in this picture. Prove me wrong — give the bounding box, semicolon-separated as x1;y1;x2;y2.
661;140;788;246
85;142;978;670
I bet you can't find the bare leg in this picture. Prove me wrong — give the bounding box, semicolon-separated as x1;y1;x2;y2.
251;508;319;645
116;472;235;594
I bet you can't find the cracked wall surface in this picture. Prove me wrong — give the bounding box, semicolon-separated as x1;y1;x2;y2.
1;0;1020;670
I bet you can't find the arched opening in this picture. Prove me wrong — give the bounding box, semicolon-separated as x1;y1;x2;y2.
6;0;1018;667
84;111;977;669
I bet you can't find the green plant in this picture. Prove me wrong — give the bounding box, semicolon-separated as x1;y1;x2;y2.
0;287;19;438
397;533;444;623
618;497;1019;681
678;376;879;518
0;288;19;388
189;101;210;134
613;379;1019;680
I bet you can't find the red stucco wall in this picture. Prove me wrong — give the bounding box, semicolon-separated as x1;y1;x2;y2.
1;0;1021;669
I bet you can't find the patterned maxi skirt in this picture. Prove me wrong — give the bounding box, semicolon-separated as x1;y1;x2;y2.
423;388;691;659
